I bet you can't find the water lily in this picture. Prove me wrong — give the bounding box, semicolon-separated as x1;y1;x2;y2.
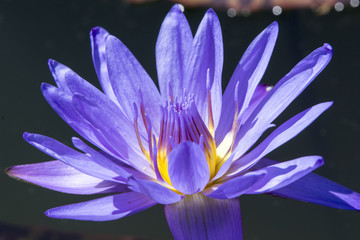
6;4;359;240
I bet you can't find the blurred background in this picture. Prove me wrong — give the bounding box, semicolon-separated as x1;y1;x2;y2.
0;0;359;239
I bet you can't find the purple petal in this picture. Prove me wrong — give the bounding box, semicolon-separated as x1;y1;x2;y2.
105;35;163;134
233;44;333;159
216;22;278;144
186;9;223;129
245;156;324;194
48;60;147;157
71;137;146;180
211;154;234;181
168;141;209;194
6;160;127;195
128;177;183;204
156;4;193;98
72;94;154;177
240;84;272;125
256;159;360;210
203;171;265;199
45;192;156;221
165;194;242;240
90;27;120;106
23;133;127;182
48;60;105;99
229;102;332;175
41;83;118;155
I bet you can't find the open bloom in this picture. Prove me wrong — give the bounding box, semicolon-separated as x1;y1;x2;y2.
7;5;360;240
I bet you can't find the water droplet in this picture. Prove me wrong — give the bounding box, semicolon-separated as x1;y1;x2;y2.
334;2;344;11
272;6;282;16
178;4;185;12
350;0;359;7
227;8;237;18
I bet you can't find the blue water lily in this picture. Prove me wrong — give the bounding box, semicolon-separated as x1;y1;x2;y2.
7;5;359;240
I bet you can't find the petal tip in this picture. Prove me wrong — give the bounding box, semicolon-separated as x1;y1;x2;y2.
44;209;53;218
323;43;333;52
90;26;108;37
4;166;14;176
40;82;51;92
315;156;325;167
48;58;55;67
206;8;216;14
170;4;184;13
22;132;30;140
265;21;279;37
269;21;279;30
324;101;334;109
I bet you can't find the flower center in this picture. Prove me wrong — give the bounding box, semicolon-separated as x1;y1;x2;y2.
157;95;218;184
133;85;240;191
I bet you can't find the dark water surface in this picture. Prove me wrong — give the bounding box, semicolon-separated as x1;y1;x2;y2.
0;0;359;239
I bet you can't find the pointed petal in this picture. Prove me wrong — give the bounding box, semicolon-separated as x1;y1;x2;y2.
48;60;106;100
128;177;183;204
6;160;127;195
203;171;265;199
72;94;154;177
41;83;118;155
105;35;163;134
229;102;333;175
187;9;223;128
45;192;156;221
240;84;272;125
156;4;193;98
168;141;209;194
256;158;360;210
245;156;324;194
90;27;120;106
71;137;141;180
48;60;147;154
45;63;141;160
211;154;234;181
216;22;278;143
165;194;242;240
233;44;333;159
23;133;126;182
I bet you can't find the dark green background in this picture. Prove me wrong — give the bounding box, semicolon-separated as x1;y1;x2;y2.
0;0;359;239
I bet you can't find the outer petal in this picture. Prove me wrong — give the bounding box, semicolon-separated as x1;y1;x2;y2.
186;9;223;129
256;159;360;210
23;133;127;182
203;171;266;199
105;35;163;134
90;27;120;107
44;66;144;160
72;94;154;177
49;60;149;153
165;194;242;240
216;22;278;144
168;141;210;194
229;102;333;175
51;60;147;148
72;137;148;180
240;84;272;125
6;160;126;195
128;177;183;204
41;83;112;152
48;60;109;100
156;4;193;98
233;44;333;159
245;156;324;194
45;192;156;221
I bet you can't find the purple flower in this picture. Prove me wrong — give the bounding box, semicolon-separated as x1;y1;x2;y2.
6;5;360;240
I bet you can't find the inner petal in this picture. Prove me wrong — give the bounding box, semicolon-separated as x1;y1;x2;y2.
157;95;217;184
